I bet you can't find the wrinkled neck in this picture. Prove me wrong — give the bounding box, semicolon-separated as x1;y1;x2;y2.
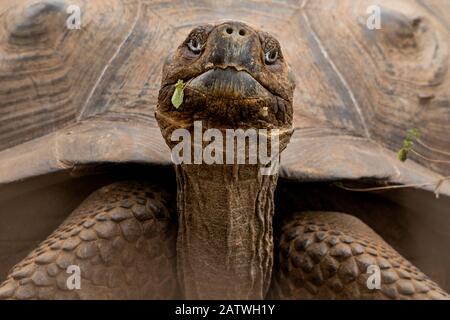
175;164;278;299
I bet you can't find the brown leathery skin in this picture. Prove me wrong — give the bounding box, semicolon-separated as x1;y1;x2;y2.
156;21;295;299
175;164;278;299
270;211;449;300
156;21;295;133
0;181;178;300
160;22;295;103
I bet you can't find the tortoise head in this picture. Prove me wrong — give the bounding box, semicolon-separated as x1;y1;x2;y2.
156;21;295;140
155;22;295;299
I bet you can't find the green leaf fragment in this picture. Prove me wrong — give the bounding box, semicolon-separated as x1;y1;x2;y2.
406;128;421;141
397;148;408;162
397;128;421;162
333;182;344;188
171;80;186;109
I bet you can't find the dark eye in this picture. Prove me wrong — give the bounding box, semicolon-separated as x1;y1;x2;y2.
265;50;278;64
187;38;203;54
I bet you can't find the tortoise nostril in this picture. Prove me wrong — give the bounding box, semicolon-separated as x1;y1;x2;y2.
239;29;246;36
226;27;233;34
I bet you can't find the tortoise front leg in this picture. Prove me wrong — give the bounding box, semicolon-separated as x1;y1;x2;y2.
0;181;179;299
269;211;449;300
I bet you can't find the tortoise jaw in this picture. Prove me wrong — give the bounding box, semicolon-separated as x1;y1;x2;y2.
162;66;289;128
186;67;273;101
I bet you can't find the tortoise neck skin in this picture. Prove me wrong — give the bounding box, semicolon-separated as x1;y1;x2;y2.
175;164;277;299
156;21;294;299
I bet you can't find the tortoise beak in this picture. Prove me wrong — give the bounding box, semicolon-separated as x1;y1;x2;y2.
186;67;272;100
207;22;260;73
185;22;272;101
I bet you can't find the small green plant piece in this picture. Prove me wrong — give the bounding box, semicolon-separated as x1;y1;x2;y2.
397;148;408;162
406;128;421;141
171;79;186;109
333;182;344;188
397;128;421;162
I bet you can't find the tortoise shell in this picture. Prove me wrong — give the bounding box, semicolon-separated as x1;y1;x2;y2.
0;0;449;194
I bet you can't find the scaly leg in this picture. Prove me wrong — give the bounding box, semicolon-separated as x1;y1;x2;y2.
0;181;178;299
270;211;449;300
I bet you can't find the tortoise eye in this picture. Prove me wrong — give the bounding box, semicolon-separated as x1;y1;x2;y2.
187;38;203;54
184;25;212;56
265;49;278;64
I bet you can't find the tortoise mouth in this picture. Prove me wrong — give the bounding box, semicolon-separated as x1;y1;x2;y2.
186;67;273;101
157;66;292;129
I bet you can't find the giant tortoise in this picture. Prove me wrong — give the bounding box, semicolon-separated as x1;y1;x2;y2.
0;0;449;300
